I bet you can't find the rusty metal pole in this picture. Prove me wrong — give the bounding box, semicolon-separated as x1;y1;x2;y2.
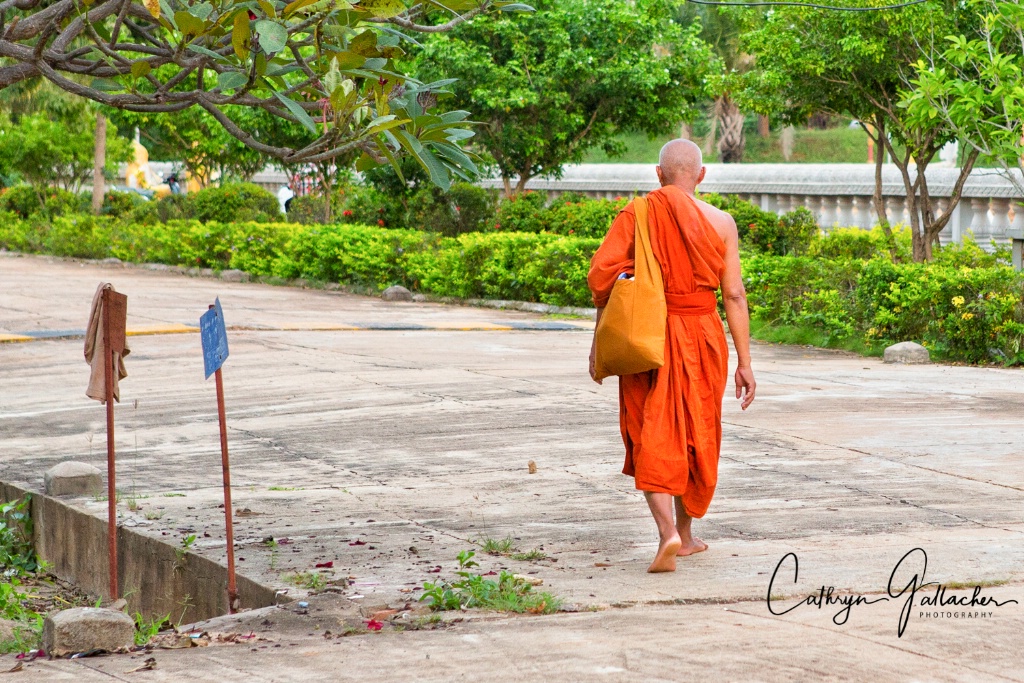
211;304;238;612
102;288;118;599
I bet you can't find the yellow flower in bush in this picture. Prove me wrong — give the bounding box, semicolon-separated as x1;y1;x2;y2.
961;312;974;321
951;296;965;307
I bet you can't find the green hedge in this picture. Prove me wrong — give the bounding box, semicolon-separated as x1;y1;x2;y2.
1;215;1022;365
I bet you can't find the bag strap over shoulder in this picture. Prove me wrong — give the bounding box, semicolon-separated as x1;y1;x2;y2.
632;196;662;288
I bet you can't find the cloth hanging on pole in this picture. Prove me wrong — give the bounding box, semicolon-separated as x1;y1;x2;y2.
84;282;131;403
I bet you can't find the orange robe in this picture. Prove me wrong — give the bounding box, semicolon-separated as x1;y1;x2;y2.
588;185;729;518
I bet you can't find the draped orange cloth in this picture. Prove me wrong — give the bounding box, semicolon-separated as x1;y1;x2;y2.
588;185;729;518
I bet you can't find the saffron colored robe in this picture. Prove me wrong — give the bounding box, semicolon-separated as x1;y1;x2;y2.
588;185;729;518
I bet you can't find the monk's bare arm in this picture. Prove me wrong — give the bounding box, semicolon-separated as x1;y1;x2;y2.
719;216;756;410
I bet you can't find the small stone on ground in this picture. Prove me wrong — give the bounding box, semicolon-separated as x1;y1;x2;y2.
883;341;930;364
43;607;135;657
43;461;103;496
382;285;413;302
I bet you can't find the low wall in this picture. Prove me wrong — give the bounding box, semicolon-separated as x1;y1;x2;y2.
0;481;279;622
479;163;1024;246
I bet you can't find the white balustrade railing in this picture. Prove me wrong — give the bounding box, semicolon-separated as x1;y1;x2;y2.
479;163;1024;249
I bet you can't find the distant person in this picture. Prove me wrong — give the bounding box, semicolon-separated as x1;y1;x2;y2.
278;183;295;214
588;139;756;573
165;174;182;195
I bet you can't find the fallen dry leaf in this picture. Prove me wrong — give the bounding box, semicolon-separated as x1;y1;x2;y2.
126;657;157;673
513;574;543;586
594;563;613;567
369;609;397;621
3;662;23;674
528;460;537;474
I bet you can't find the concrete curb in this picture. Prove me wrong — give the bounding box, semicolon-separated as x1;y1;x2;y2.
0;481;281;622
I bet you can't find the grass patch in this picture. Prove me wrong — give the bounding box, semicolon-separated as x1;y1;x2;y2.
510;549;548;562
133;613;170;646
285;571;326;591
749;318;881;357
420;551;560;615
162;493;187;498
268;486;302;492
479;535;516;556
941;579;1009;590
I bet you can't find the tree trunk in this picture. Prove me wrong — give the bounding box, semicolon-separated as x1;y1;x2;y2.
92;113;106;215
702;110;717;158
757;114;770;138
881;133;979;263
514;173;530;195
680;122;693;140
502;176;513;198
865;119;898;262
715;95;745;164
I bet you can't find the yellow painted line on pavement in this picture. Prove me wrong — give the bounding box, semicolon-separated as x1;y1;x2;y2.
126;324;200;337
0;334;34;343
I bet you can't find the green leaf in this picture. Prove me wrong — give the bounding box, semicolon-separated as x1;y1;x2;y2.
187;44;230;62
190;2;214;20
217;71;248;90
256;20;288;54
283;0;320;15
130;61;152;79
232;12;251;61
274;92;319;134
91;78;124;92
257;0;277;18
174;10;205;36
349;29;380;56
358;0;406;19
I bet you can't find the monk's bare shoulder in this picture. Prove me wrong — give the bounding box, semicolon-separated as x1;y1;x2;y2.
693;198;737;244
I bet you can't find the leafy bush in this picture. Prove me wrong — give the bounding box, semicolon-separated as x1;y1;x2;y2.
101;190;148;219
494;190;548;233
286;194;330;225
700;192;778;243
190;183;282;223
0;184;87;218
4;209;1024;365
544;197;628;238
407;183;499;236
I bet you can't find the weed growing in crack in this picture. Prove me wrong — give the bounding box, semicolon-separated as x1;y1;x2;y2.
420;550;560;615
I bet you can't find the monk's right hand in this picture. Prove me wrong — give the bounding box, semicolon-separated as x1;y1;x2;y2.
589;339;602;385
735;365;755;409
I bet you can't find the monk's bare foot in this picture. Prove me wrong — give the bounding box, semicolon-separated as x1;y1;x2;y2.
647;535;682;573
676;537;708;557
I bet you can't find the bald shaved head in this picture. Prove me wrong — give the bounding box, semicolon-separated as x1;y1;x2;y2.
657;139;704;188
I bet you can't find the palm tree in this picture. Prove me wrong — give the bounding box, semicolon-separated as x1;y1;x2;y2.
677;5;753;163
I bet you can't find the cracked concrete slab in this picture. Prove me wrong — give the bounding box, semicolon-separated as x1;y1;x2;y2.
1;252;1022;680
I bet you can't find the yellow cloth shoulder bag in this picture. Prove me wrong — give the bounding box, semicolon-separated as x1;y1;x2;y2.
593;196;667;381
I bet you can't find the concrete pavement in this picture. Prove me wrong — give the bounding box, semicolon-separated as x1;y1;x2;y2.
1;251;1022;681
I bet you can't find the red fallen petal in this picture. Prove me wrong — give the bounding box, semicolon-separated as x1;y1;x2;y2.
483;571;498;576
349;540;366;546
426;566;441;573
315;561;334;568
365;619;383;631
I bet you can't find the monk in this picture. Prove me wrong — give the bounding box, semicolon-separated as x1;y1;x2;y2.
588;139;756;573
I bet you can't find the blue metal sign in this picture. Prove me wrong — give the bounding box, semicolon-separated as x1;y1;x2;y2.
200;298;229;379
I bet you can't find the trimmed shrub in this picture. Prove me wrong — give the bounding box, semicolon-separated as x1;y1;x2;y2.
0;185;87;218
494;190;548;233
190;183;282;223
